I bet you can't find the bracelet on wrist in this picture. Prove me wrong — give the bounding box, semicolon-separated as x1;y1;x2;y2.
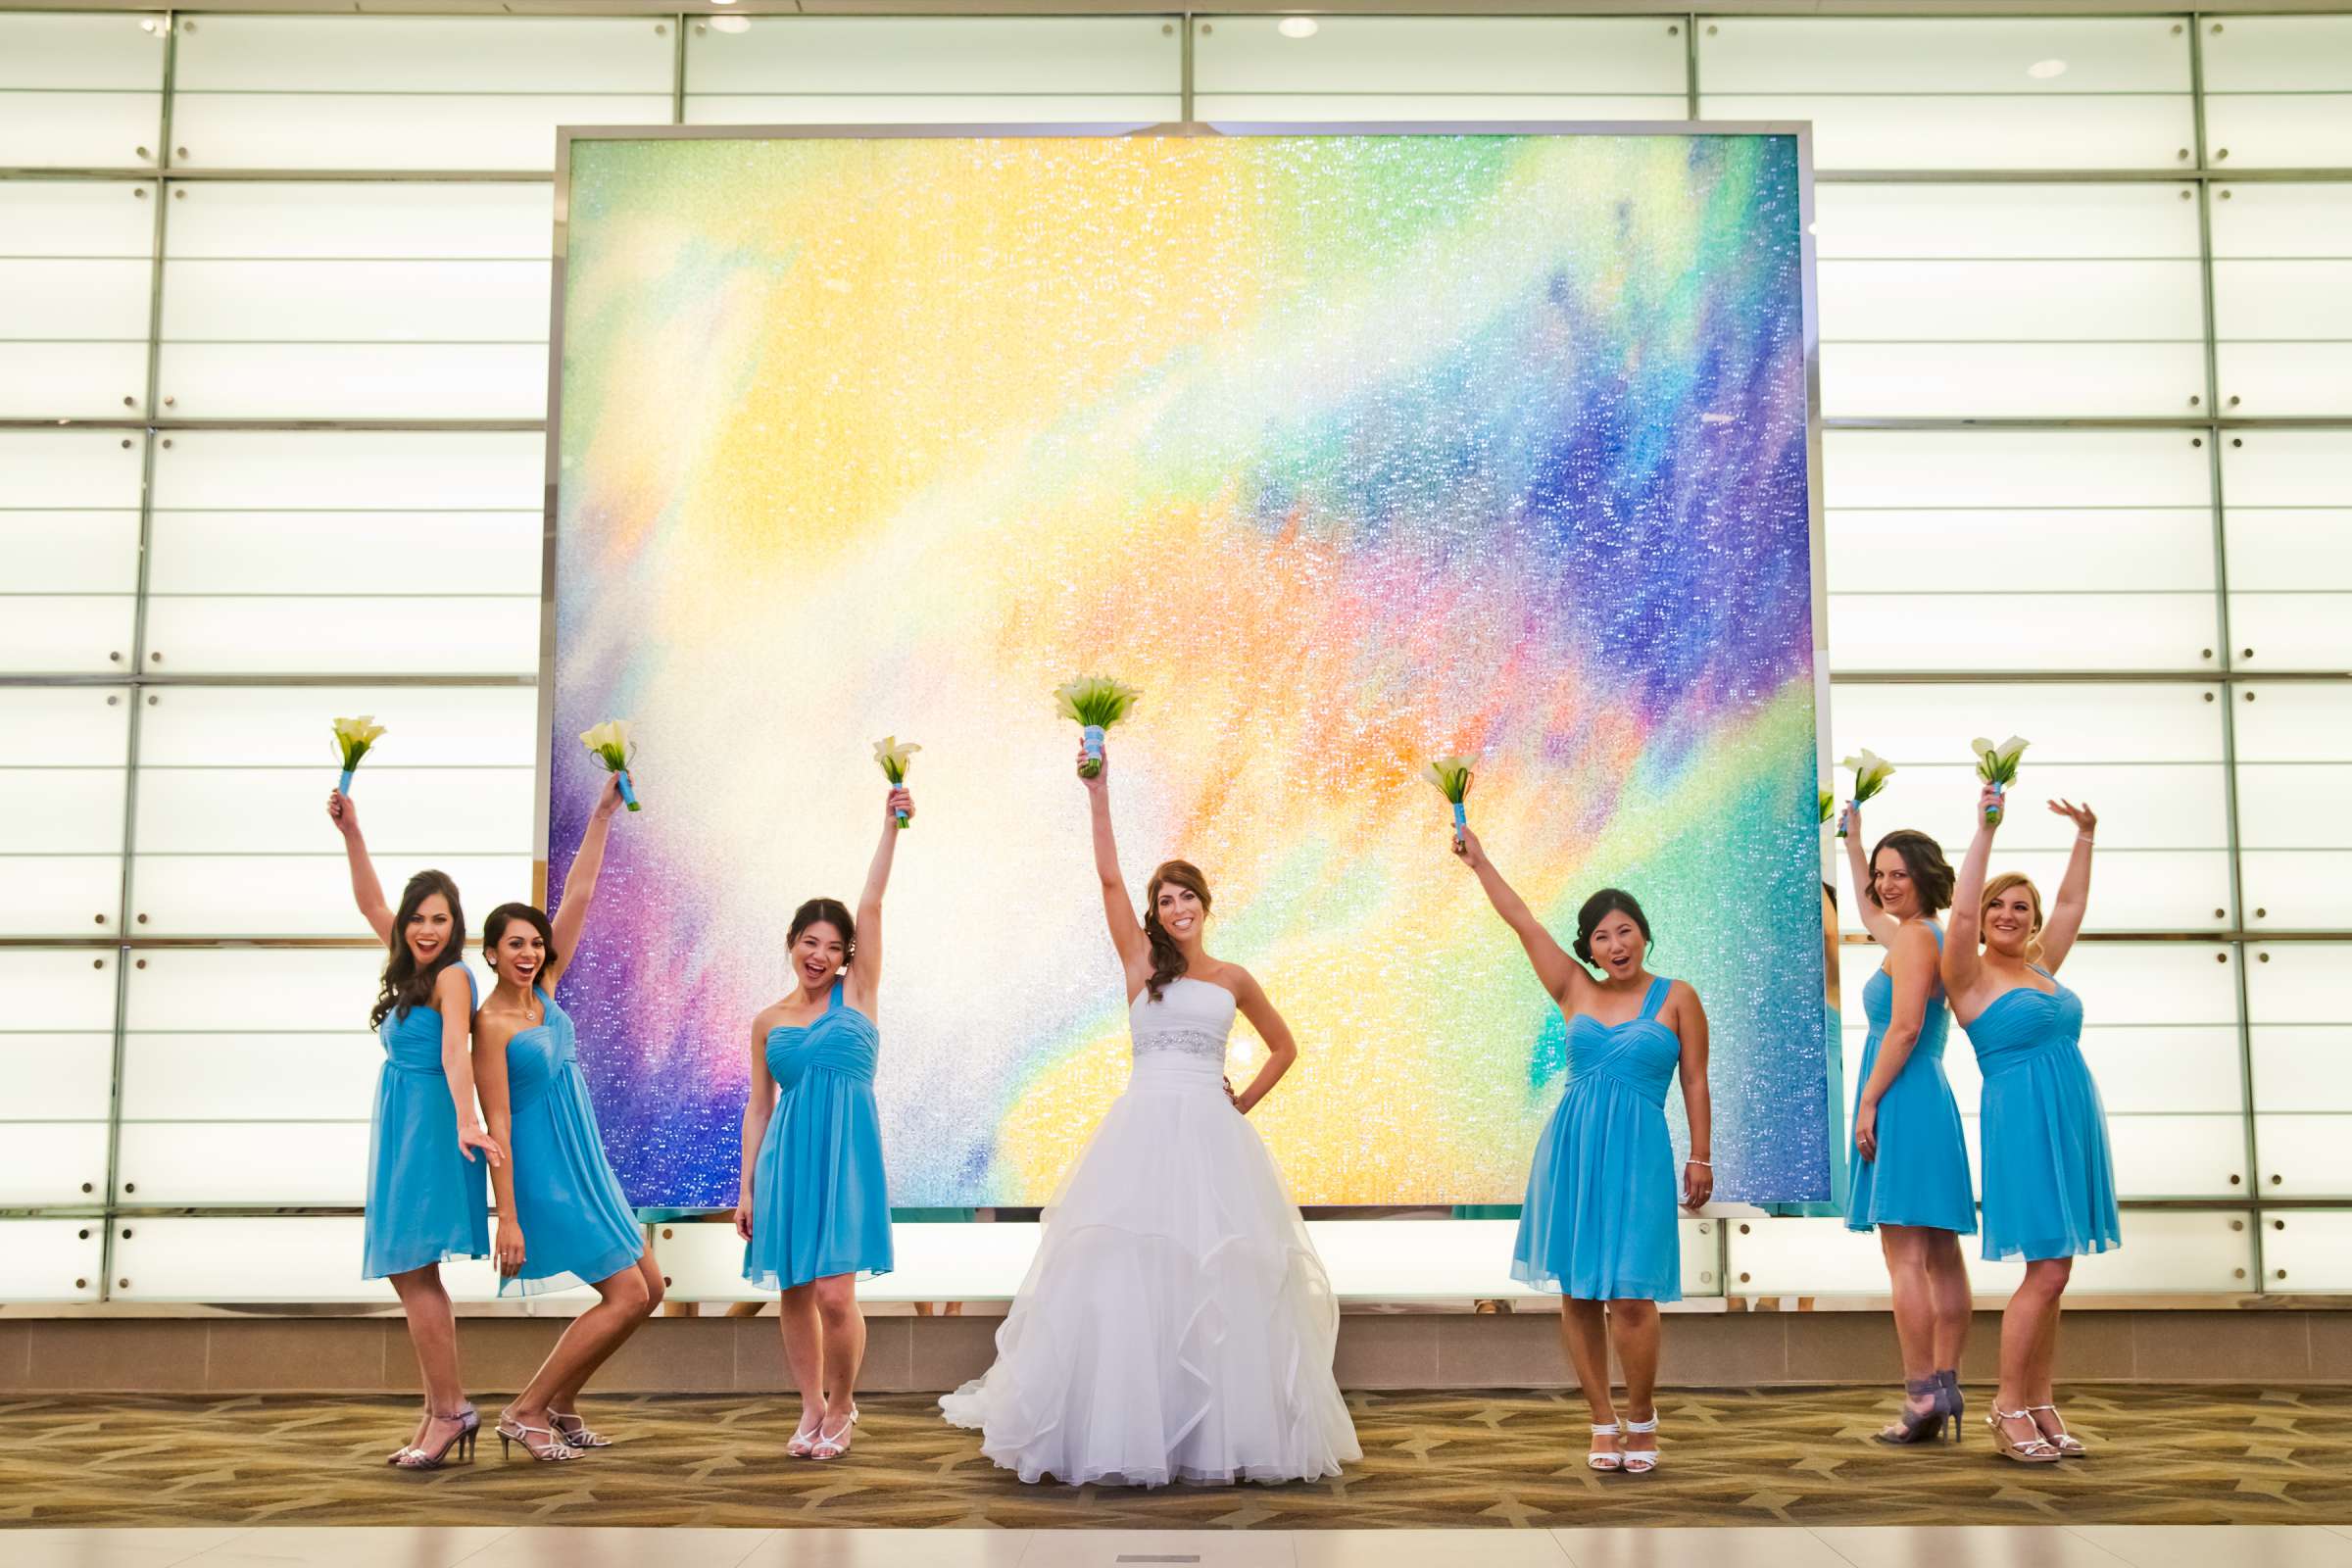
1687;1158;1712;1167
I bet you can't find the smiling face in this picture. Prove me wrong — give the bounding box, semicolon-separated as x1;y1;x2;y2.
791;920;847;992
1872;847;1920;920
404;892;454;969
1154;880;1204;942
484;906;553;990
1586;906;1648;978
1980;873;2043;960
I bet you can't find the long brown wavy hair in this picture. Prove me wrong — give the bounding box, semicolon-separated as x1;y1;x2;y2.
370;869;466;1031
1142;859;1210;1003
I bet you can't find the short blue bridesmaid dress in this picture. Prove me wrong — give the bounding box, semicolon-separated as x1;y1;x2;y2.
743;980;894;1291
363;965;489;1279
498;986;646;1296
1959;970;2122;1263
1845;924;1977;1236
1512;975;1685;1302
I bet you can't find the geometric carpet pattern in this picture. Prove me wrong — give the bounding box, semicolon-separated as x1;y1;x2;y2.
4;1386;2348;1530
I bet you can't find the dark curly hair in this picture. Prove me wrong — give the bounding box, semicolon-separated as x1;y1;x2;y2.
1868;829;1955;914
369;869;466;1031
1143;859;1210;1003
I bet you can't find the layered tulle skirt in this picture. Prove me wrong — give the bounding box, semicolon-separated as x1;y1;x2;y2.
940;1054;1360;1487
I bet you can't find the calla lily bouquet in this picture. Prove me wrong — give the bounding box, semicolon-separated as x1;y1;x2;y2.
1972;735;2030;827
873;736;919;828
580;719;641;811
1422;755;1476;848
1054;676;1141;778
1819;789;1836;826
1838;748;1897;838
331;715;386;795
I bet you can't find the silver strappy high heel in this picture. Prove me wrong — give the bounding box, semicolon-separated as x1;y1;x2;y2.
1587;1420;1624;1472
1621;1413;1661;1474
552;1411;612;1449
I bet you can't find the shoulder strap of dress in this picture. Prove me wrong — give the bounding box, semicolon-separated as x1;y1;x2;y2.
1928;922;1946;951
1640;975;1671;1021
826;978;844;1011
461;965;480;1005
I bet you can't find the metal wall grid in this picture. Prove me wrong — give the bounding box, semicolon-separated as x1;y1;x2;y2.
0;10;2345;1303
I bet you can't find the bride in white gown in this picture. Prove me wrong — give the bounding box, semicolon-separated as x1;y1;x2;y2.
939;743;1361;1487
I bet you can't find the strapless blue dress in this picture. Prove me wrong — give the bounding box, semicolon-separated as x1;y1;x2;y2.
498;986;645;1296
1959;970;2121;1262
1845;925;1977;1235
1512;975;1684;1302
743;980;894;1291
362;965;488;1279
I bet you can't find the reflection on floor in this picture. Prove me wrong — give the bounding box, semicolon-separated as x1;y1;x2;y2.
4;1387;2349;1532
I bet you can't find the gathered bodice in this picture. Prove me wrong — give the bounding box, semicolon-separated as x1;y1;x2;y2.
1964;970;2084;1079
1564;976;1682;1107
1130;976;1238;1066
504;987;576;1111
765;981;879;1092
1863;922;1951;1063
378;965;477;1076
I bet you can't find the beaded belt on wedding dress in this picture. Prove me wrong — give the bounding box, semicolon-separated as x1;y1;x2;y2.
1132;1027;1230;1062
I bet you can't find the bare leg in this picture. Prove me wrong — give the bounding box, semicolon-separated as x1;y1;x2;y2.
550;1254;664;1428
777;1282;828;1440
2025;1280;2077;1448
504;1265;651;1454
1924;1229;1974;1378
1996;1258;2071;1450
388;1264;467;1458
1559;1299;1617;1462
1610;1299;1662;1436
1877;1226;1940;1435
813;1273;866;1450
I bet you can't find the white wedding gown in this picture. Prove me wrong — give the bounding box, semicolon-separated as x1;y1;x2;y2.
940;976;1361;1487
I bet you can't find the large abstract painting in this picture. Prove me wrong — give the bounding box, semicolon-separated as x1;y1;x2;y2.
548;129;1825;1210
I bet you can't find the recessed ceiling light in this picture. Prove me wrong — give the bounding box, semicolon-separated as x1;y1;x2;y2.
2027;58;2068;79
1279;17;1320;40
710;14;750;30
710;0;739;7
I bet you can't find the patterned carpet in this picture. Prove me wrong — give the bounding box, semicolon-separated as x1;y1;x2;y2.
3;1387;2347;1531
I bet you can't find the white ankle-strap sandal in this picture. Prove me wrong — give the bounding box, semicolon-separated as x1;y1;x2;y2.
1621;1414;1660;1474
1588;1420;1624;1472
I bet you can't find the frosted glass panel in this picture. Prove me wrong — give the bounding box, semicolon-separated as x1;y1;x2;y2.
137;685;541;769
1;1032;115;1120
2218;343;2352;417
1825;429;2210;510
0;258;151;340
0;428;148;509
0;758;122;856
2263;1210;2352;1293
0;1221;105;1302
0;14;166;169
122;1034;381;1123
2202;17;2352;170
1193;16;1681;104
153;429;542;509
128;853;529;938
2231;682;2352;764
687;16;1178;93
2224;434;2351;671
163;261;548;345
2215;264;2352;343
1699;95;2189;173
1813;182;2199;261
137;767;531;856
2225;597;2352;671
0;180;157;258
140;596;537;677
1827;511;2210;597
0;341;152;419
174;16;674;92
0;685;131;767
1821;260;2201;342
1699;17;2189;93
2239;853;2352;933
2;948;121;1031
171;94;673;174
2252;1030;2352;1115
1195;96;1685;124
2100;1114;2248;1200
155;342;547;420
116;1121;364;1206
5;512;141;596
2236;766;2352;851
1827;681;2225;763
2204;96;2352;173
149;513;540;599
126;948;391;1033
0;1122;111;1206
2064;1210;2251;1293
1726;1215;1903;1295
2256;1115;2352;1199
1826;592;2216;673
107;1215;563;1303
165;182;554;261
0;855;123;939
2244;942;2351;1023
1823;343;2207;420
688;96;1175;127
2210;183;2352;260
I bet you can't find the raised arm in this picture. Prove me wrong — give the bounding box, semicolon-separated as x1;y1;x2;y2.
466;996;522;1276
1840;804;1899;948
1673;981;1713;1209
1852;920;1936;1163
1451;827;1589;1006
545;772;623;990
1081;748;1151;992
1941;783;2001;1004
327;791;394;944
733;1013;779;1242
1228;967;1299;1116
843;784;911;1014
2039;799;2097;973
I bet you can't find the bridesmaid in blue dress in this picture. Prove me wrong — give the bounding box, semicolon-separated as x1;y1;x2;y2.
1839;808;1976;1444
1944;786;2117;1465
471;771;661;1462
1454;829;1712;1477
329;790;501;1471
738;780;914;1461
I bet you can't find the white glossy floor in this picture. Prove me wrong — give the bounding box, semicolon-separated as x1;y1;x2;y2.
8;1527;2351;1568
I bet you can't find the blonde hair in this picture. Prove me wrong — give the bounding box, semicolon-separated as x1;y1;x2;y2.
1980;871;2045;965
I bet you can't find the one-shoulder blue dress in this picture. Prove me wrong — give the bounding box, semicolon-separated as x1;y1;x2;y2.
363;965;488;1279
743;980;894;1291
1959;970;2121;1262
498;985;645;1296
1512;975;1685;1302
1845;924;1977;1235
